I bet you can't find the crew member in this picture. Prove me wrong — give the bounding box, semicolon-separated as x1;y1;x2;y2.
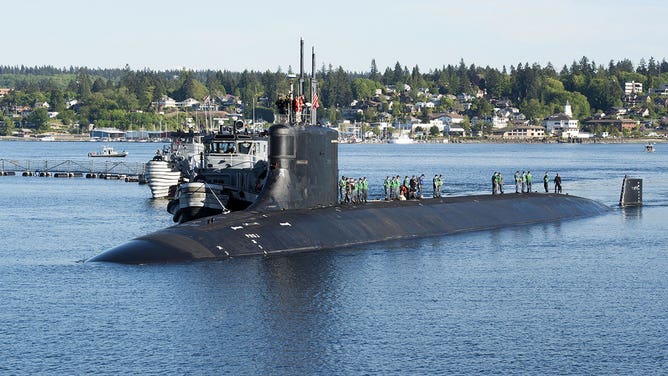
492;172;498;195
383;176;391;200
543;172;549;193
362;177;368;203
409;176;417;199
554;173;562;194
521;171;527;193
526;171;533;193
393;176;400;200
496;172;504;194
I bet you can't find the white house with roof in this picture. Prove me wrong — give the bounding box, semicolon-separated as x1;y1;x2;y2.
542;101;579;138
410;119;444;134
177;98;200;108
491;113;508;129
437;112;465;126
155;96;176;108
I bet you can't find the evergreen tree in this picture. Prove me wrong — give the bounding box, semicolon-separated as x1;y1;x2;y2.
369;59;380;82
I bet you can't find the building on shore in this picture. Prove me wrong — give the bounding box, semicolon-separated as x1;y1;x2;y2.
542;101;580;138
89;128;125;140
584;118;640;132
490;124;545;140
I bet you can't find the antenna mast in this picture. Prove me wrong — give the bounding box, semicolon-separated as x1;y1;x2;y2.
299;38;305;97
311;46;317;125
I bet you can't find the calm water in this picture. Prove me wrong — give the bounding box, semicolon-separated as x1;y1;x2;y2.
0;140;666;374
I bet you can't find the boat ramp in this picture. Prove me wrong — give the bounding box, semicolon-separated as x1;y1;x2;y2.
0;158;147;183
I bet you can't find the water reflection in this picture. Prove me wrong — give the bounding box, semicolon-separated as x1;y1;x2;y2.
620;206;643;221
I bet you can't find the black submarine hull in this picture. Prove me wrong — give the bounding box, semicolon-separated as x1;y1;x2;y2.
90;123;610;264
89;193;610;264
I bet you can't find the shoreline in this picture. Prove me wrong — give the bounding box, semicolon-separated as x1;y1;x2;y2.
0;135;665;144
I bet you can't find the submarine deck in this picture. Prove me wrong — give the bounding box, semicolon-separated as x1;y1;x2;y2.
90;193;610;264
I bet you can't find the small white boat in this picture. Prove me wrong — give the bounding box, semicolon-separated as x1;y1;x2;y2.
88;146;128;157
388;134;414;144
645;143;655;153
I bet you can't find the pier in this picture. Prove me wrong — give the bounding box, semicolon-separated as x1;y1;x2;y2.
0;158;147;183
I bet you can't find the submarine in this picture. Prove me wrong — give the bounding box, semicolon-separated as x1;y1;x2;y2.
89;123;611;264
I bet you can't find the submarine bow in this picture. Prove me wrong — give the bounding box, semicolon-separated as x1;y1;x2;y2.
89;124;610;264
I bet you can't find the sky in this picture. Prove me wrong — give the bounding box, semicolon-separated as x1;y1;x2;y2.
4;0;667;73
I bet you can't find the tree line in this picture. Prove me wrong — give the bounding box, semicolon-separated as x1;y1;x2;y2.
1;56;667;135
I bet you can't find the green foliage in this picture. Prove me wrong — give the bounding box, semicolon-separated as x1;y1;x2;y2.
253;106;275;123
616;71;646;87
520;98;550;122
468;97;493;117
352;78;382;100
322;66;353;108
172;71;208;101
2;55;667;132
585;77;622;112
27;107;49;131
0;115;15;135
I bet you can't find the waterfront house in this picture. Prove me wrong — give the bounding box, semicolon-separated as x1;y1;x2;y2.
491;125;545;140
435;112;465;127
176;98;200;109
542;101;579;138
443;124;466;137
153;96;176;109
411;119;444;135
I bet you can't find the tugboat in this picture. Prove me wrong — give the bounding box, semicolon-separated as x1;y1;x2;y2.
167;124;269;223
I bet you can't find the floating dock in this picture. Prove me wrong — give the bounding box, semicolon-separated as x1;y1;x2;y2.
0;159;147;183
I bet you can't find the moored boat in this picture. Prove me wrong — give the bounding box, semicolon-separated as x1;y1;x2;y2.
167;130;269;222
88;146;128;157
388;133;413;144
144;131;205;199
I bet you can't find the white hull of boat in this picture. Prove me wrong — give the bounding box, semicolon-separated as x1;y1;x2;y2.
178;182;227;210
388;135;413;144
145;160;181;198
